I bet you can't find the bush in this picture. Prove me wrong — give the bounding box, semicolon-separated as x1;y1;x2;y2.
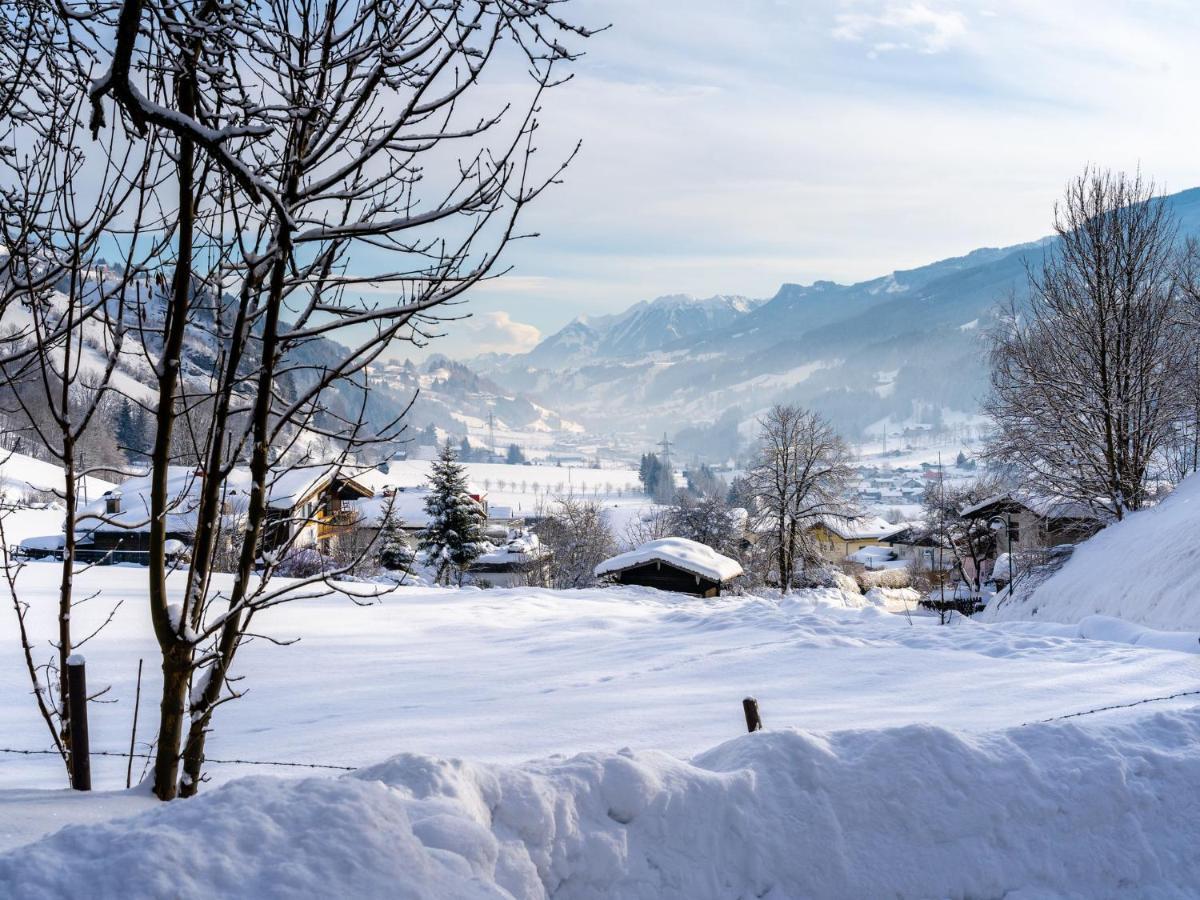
796;561;862;593
274;547;336;578
833;572;862;594
854;567;911;591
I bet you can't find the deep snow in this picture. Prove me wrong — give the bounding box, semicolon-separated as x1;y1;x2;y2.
7;567;1200;803
6;553;1200;896
6;710;1200;898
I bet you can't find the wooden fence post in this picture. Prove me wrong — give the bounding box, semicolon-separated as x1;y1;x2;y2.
742;696;763;733
66;655;91;791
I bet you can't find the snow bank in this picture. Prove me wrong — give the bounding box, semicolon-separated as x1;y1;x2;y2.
863;586;921;613
1002;614;1200;655
983;472;1200;630
776;586;870;610
594;537;743;583
7;709;1200;898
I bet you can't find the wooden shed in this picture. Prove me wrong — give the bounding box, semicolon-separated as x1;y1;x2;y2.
594;538;743;597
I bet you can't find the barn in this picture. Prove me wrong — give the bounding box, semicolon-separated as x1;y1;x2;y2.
594;537;743;597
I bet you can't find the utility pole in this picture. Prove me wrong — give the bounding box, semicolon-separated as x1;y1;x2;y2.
487;411;496;459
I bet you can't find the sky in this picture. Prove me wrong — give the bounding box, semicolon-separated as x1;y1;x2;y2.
400;0;1200;360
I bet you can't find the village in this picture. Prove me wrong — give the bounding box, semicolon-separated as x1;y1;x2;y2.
4;427;1103;619
4;0;1200;897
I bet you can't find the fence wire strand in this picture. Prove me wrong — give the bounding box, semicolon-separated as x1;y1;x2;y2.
0;747;355;771
5;688;1200;778
1022;688;1200;726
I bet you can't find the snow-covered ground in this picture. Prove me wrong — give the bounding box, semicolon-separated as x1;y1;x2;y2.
8;707;1200;898
983;472;1200;630
371;459;663;541
0;450;115;508
5;551;1200;896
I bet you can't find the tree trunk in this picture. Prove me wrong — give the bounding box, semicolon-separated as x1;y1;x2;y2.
153;642;191;799
149;68;197;801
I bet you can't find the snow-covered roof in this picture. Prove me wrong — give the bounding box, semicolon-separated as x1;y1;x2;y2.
76;464;372;535
75;467;243;535
594;538;743;583
848;545;897;566
356;487;434;529
813;515;906;542
959;492;1096;522
265;464;373;510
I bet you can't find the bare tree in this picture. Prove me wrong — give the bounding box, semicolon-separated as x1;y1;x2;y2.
64;0;595;799
917;474;1006;598
664;493;741;557
1164;238;1200;482
0;81;160;783
986;169;1185;520
745;404;854;590
622;504;672;548
537;497;616;588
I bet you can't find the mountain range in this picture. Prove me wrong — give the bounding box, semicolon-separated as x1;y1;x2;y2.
469;187;1200;447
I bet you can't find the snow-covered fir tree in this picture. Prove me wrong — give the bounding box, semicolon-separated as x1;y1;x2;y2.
377;500;415;575
420;441;488;585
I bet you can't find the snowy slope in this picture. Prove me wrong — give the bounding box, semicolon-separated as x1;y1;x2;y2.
982;473;1200;630
0;450;115;504
6;710;1200;898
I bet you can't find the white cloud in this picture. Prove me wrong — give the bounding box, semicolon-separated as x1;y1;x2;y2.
390;0;1200;360
465;311;542;355
833;2;968;54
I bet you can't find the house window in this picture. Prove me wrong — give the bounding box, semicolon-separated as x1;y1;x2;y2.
1008;520;1020;546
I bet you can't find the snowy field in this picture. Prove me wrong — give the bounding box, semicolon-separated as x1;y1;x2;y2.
373;459;663;538
4;559;1200;894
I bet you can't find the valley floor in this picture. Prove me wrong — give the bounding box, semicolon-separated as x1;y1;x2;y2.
3;566;1200;896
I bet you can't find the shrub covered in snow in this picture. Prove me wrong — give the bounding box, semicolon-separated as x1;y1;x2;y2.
274;548;336;579
863;586;921;611
795;561;861;593
855;567;911;591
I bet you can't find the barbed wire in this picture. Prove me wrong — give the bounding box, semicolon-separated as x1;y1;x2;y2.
0;747;355;771
1022;688;1200;726
5;689;1200;776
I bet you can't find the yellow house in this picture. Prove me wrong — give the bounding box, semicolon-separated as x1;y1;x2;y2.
807;515;907;561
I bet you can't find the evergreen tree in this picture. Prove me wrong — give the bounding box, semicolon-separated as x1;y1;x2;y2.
638;452;666;499
419;440;488;585
377;500;415;573
506;443;526;465
685;463;726;499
